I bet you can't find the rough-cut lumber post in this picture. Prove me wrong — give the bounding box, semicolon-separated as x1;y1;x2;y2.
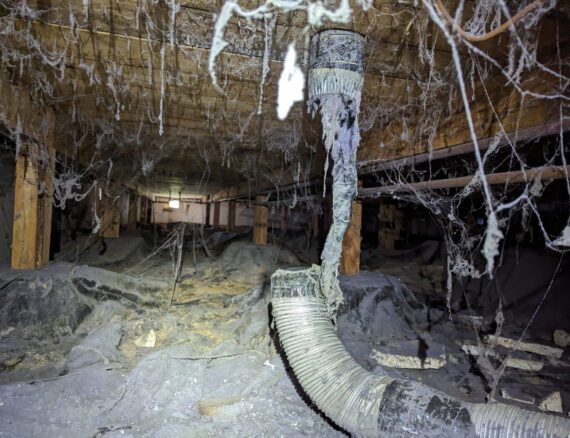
205;195;211;226
312;210;320;238
11;143;55;269
280;206;288;233
227;200;236;232
135;196;142;226
213;201;220;228
126;192;138;231
254;195;268;246
139;197;147;223
12;151;39;269
340;185;363;275
99;195;120;238
377;201;403;250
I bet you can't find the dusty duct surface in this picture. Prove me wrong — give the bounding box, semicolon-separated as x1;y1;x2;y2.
272;266;570;438
313;94;360;315
272;267;392;437
271;28;570;438
308;29;365;316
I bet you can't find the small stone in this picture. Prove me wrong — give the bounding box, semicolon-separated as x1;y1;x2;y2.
553;330;570;348
134;329;156;348
538;392;563;413
0;327;15;337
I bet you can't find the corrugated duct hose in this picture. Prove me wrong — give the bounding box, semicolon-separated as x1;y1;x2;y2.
271;29;570;438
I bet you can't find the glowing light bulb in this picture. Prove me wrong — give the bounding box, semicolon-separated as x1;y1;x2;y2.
168;199;180;209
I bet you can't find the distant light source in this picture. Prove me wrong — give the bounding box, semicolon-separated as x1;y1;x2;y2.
168;199;180;209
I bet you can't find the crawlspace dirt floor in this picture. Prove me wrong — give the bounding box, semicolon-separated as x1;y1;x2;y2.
0;234;568;437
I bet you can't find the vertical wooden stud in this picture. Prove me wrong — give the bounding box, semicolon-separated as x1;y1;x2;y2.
340;184;363;276
227;200;236;232
99;194;120;239
254;195;268;245
213;202;220;228
11;142;54;269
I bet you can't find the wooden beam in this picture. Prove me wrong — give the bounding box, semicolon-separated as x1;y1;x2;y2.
253;195;268;246
340;189;363;276
227;200;236;232
11;142;54;269
0;70;54;146
359;119;570;174
358;68;563;166
359;165;570;198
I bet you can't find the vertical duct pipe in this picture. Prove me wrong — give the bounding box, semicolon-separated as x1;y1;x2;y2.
271;29;570;438
307;29;365;316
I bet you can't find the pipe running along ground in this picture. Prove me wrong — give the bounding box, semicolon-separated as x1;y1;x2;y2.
271;266;570;437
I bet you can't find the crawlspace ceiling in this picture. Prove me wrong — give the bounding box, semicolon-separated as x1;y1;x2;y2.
1;1;569;197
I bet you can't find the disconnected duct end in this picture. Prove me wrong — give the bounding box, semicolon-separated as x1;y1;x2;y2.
308;29;365;101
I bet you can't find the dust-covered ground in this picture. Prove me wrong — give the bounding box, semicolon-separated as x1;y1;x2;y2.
0;235;345;437
0;233;568;437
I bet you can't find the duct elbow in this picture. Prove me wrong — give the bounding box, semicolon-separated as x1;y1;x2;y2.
271;267;570;438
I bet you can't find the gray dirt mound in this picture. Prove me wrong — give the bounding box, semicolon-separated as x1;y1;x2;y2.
218;241;302;283
58;236;150;271
0;274;91;332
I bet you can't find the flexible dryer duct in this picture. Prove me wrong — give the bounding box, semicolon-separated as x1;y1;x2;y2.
272;267;570;437
271;29;570;438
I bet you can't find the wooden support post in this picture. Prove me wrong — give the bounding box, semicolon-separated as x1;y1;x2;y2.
213;202;220;228
139;197;147;224
227;200;236;232
312;208;320;238
126;192;138;231
280;206;288;234
135;196;142;226
340;187;363;276
254;195;268;245
205;196;211;226
11;143;55;269
378;200;403;250
99;194;120;239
